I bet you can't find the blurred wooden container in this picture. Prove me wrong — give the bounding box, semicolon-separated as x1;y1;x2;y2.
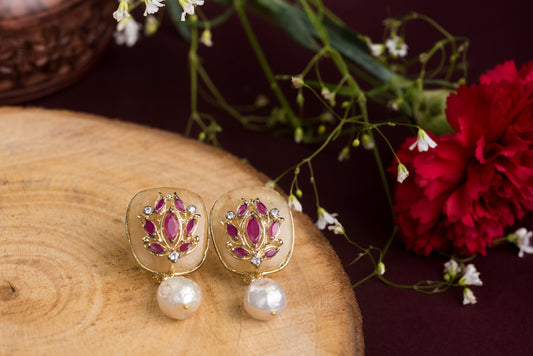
0;0;115;104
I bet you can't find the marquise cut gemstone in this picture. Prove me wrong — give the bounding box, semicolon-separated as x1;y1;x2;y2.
164;213;180;241
175;198;185;211
227;224;238;239
269;220;280;238
238;203;248;215
144;220;156;235
233;247;249;257
149;243;164;254
179;243;191;252
257;201;267;215
265;249;278;258
155;199;165;212
247;216;261;244
186;219;197;236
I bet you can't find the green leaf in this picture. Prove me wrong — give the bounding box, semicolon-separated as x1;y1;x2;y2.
252;0;397;83
322;19;395;83
253;0;316;50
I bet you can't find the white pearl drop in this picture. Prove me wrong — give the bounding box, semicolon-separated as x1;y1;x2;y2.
243;278;287;321
157;276;202;320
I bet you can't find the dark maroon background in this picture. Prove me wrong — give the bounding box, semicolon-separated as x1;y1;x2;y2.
26;1;533;354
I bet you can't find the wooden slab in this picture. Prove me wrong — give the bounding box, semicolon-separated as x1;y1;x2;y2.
0;107;363;355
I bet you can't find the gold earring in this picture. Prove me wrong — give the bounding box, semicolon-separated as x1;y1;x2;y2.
125;187;208;320
210;186;294;320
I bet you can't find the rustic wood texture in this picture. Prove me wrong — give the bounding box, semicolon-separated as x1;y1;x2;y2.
0;107;364;355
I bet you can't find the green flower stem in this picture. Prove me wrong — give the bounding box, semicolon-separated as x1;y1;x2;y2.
186;15;200;136
376;275;452;294
233;0;300;129
352;272;376;288
306;160;321;208
299;0;395;217
196;63;250;125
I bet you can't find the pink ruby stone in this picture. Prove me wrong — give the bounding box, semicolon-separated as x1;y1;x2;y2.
269;220;280;238
257;201;267;215
175;198;185;212
265;249;278;258
164;213;180;241
238;203;248;215
179;243;191;252
246;216;261;244
155;199;165;212
226;224;238;239
186;219;197;236
150;243;164;254
144;220;156;235
233;247;249;257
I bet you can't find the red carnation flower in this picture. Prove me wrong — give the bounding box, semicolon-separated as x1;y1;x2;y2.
392;61;533;256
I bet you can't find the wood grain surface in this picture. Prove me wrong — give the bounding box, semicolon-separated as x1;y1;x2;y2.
0;107;363;355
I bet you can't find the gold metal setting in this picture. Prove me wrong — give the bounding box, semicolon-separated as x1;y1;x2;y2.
138;192;200;261
125;188;209;279
210;187;294;281
223;198;284;267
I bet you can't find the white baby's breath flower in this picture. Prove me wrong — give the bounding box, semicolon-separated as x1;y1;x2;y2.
114;18;141;47
291;76;304;88
254;94;269;108
144;0;165;17
396;163;409;183
338;147;350;162
462;287;477;305
409;129;438;152
459;264;483;286
369;43;385;57
288;194;302;212
144;15;159;36
315;207;337;230
321;87;336;106
386;35;408;58
327;218;345;235
265;180;276;189
508;227;533;257
200;29;213;47
361;133;374;150
113;0;130;22
377;262;386;276
179;0;204;21
294;127;304;143
443;259;460;279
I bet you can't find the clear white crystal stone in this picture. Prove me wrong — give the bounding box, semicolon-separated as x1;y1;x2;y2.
270;208;279;218
166;194;173;199
251;254;261;267
168;251;179;262
157;277;202;320
226;211;235;220
187;205;196;214
143;206;153;215
243;278;287;321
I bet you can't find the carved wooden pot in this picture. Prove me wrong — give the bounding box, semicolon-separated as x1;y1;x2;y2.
0;0;115;104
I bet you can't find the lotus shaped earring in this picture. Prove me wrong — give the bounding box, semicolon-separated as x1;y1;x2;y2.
210;187;294;321
125;188;208;320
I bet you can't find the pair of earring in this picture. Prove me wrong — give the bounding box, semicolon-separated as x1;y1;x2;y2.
125;186;294;321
